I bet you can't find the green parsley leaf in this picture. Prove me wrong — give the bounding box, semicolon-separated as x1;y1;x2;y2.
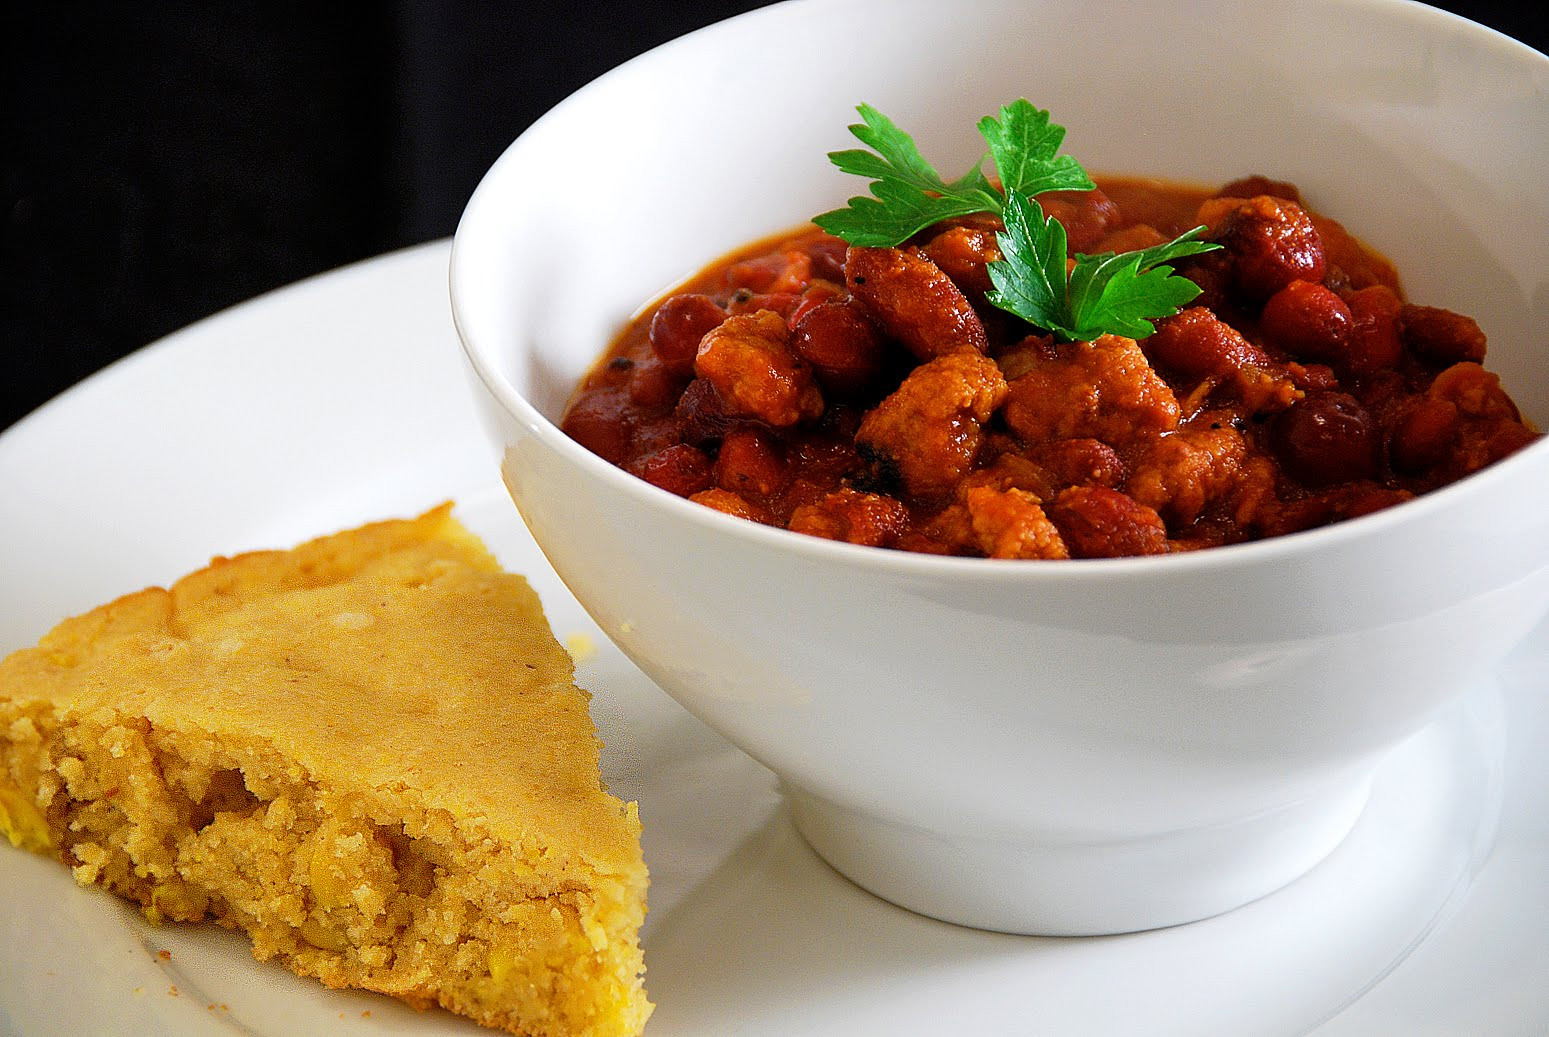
815;104;1001;247
988;192;1220;342
976;99;1095;198
815;99;1223;340
814;100;1090;247
983;189;1070;334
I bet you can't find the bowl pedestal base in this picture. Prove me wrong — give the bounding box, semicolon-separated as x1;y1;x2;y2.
786;776;1373;936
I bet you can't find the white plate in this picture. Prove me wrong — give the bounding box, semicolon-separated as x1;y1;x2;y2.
1;241;1545;1036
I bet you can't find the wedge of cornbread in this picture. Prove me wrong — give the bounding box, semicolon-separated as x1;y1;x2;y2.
0;505;651;1037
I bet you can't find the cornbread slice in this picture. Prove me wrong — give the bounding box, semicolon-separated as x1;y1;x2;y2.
0;505;651;1037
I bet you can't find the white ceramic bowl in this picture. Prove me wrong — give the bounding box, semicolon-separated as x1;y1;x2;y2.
451;0;1549;935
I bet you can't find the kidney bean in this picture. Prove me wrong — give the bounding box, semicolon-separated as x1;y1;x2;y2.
1401;304;1487;365
673;377;738;445
788;281;847;326
1389;398;1460;475
1047;485;1170;558
846;245;988;358
715;426;789;497
627;354;692;409
791;299;887;396
1038;188;1121;254
1148;307;1272;381
1270;391;1377;486
560;386;633;464
628;444;713;497
1259;280;1352;363
1342;284;1403;373
727;249;812;293
804;234;850;283
650;294;726;376
1214;175;1303;204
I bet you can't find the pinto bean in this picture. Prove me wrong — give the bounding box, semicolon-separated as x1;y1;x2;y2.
845;246;989;358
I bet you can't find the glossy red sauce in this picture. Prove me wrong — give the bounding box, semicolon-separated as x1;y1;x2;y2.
561;176;1539;558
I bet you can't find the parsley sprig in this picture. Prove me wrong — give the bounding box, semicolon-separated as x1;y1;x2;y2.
813;100;1221;342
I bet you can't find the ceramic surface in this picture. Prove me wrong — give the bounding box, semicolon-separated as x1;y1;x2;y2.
3;243;1547;1034
452;0;1549;934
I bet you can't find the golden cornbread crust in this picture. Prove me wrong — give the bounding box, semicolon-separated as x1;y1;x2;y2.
0;505;651;1037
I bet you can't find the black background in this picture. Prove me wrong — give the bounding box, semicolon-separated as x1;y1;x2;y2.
3;1;1544;433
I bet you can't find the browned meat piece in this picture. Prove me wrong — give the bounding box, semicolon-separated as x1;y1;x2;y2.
787;488;909;547
1046;486;1169;558
1126;425;1247;526
1196;195;1326;303
689;487;772;524
921;225;1001;303
1426;362;1521;422
856;353;1008;500
964;439;1124;503
845;246;989;359
1001;334;1180;449
1424;362;1539;476
963;486;1070;559
1146;308;1301;414
694;309;824;427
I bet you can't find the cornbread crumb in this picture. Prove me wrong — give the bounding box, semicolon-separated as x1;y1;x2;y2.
0;505;651;1036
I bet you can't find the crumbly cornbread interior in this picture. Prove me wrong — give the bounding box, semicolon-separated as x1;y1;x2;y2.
0;505;651;1037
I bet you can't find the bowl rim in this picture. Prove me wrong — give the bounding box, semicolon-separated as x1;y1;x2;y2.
450;0;1549;584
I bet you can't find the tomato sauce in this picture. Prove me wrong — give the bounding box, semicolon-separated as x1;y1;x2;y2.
561;176;1539;558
